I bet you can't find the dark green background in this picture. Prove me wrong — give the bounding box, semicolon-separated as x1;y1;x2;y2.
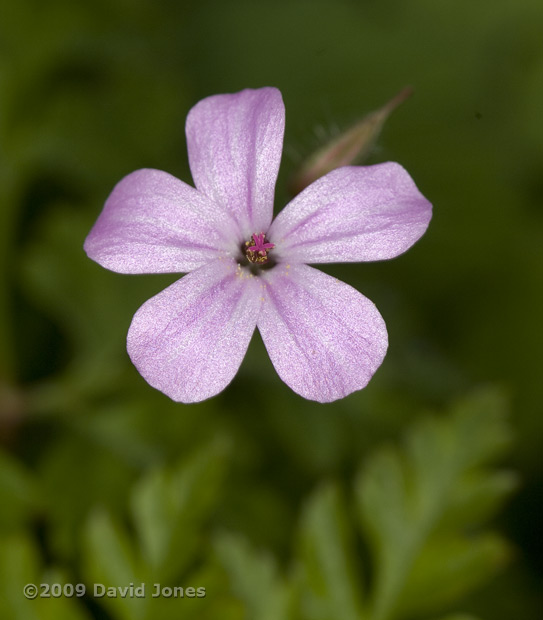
1;1;542;619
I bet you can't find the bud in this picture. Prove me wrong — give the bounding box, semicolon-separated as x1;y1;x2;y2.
289;87;413;196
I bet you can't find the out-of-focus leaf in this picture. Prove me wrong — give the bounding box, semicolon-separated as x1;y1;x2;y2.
214;531;293;620
429;616;481;620
82;508;144;620
39;431;135;562
82;438;231;620
131;437;230;582
0;450;41;530
213;389;514;620
0;0;91;380
436;469;518;531
20;207;141;362
355;388;514;620
0;533;90;620
0;172;22;381
296;483;365;620
28;431;230;620
398;533;509;616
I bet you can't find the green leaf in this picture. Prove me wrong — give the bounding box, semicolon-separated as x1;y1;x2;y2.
0;171;23;380
82;508;145;620
355;388;514;620
296;482;365;620
131;437;230;582
397;533;509;616
436;469;518;531
39;432;135;562
82;438;229;619
0;449;41;530
214;531;293;620
429;615;481;620
0;533;90;620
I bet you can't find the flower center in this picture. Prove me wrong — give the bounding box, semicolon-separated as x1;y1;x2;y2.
244;233;274;264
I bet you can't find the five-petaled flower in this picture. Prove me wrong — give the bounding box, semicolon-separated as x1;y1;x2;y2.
84;87;432;403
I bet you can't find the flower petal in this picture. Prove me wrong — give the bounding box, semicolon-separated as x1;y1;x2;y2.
127;258;262;403
84;169;238;274
186;87;284;238
268;162;432;263
257;264;388;402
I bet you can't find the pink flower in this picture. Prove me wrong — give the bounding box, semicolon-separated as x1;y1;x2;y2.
84;88;432;403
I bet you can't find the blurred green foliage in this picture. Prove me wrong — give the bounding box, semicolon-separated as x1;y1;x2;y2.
0;389;517;619
1;0;542;618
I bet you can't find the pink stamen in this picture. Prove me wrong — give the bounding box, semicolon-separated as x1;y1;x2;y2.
248;233;275;256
